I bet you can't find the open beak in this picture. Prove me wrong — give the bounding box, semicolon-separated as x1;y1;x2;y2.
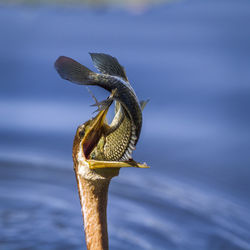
81;108;109;160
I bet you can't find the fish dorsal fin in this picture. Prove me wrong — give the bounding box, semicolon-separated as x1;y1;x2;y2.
89;53;128;81
140;99;149;111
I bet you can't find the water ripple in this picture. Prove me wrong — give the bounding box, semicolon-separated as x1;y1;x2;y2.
0;156;250;250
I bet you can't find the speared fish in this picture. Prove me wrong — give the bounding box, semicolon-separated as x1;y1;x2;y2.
55;53;149;169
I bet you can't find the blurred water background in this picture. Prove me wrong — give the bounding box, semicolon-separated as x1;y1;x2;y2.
1;0;250;249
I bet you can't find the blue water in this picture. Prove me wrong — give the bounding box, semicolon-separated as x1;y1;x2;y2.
1;0;250;249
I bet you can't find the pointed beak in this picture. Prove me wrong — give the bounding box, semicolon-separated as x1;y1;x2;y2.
81;108;109;159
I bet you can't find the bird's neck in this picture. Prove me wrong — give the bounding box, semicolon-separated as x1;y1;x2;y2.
75;173;110;250
73;133;120;250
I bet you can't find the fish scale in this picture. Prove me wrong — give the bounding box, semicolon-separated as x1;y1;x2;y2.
104;115;132;160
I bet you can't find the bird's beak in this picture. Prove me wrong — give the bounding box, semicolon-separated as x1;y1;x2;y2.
87;159;149;169
81;108;109;160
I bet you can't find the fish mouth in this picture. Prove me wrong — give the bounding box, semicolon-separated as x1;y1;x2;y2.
81;108;108;160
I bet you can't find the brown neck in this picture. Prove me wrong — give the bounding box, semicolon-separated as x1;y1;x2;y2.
75;175;110;250
73;131;120;250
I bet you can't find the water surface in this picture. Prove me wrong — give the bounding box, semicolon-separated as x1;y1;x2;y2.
1;0;250;249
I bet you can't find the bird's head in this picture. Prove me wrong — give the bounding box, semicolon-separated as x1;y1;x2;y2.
74;108;108;162
73;107;121;180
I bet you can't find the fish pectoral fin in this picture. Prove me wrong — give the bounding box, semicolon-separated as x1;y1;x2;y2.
87;159;149;169
90;89;117;112
140;99;150;111
86;87;102;112
89;53;129;81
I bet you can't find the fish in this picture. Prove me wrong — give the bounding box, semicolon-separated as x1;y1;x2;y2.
55;53;148;162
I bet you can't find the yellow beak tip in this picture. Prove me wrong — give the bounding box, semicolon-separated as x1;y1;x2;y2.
87;159;150;169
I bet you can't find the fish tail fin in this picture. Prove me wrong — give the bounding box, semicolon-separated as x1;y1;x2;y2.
55;56;97;85
89;53;128;81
